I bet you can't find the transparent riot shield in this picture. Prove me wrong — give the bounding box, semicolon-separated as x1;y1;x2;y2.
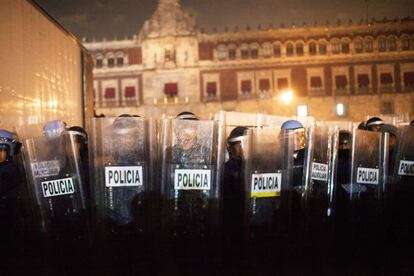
275;124;308;257
389;126;414;249
242;127;293;260
345;128;388;254
22;127;88;242
89;117;156;235
303;123;338;252
159;118;224;263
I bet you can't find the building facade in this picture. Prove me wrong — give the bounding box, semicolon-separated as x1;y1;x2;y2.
84;0;414;121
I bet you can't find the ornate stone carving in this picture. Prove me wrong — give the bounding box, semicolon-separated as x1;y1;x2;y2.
139;0;197;40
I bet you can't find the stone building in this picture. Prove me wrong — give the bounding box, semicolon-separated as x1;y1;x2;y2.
84;0;414;121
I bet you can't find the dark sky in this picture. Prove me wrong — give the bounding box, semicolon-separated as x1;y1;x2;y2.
35;0;414;40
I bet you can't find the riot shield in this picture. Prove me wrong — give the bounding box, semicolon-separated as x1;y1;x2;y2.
21;127;88;242
159;118;223;263
344;128;388;256
89;117;156;235
389;126;414;250
303;123;338;253
242;127;293;260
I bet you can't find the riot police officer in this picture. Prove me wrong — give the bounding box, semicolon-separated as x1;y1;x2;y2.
280;120;307;255
0;130;23;262
366;117;384;132
223;126;247;264
159;111;222;271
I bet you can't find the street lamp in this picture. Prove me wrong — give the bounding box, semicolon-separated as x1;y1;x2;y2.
280;89;294;105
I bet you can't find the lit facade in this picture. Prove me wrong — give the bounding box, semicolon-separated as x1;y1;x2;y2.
84;0;414;121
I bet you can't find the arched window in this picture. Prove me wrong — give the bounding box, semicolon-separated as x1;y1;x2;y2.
115;52;124;66
365;38;374;52
250;44;259;59
262;43;272;57
387;36;397;51
378;37;386;52
331;39;341;54
240;44;249;59
309;42;317;55
296;42;304;56
273;43;281;57
228;45;236;60
354;38;363;53
106;52;115;67
95;54;103;68
341;39;350;54
217;45;227;60
286;43;294;56
401;35;410;51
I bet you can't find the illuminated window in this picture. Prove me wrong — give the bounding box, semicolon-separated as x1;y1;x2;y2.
218;46;227;60
336;103;345;116
262;44;272;57
297;105;308;117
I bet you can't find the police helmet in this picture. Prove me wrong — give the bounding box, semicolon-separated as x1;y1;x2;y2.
68;126;87;141
43;120;67;138
176;111;199;120
339;130;351;145
0;129;22;156
357;121;366;130
366;117;384;129
379;124;397;137
281;120;304;130
227;126;248;144
113;115;138;133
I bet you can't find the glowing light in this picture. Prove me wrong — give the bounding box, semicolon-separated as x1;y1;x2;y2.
280;89;294;105
336;103;345;116
297;105;308;117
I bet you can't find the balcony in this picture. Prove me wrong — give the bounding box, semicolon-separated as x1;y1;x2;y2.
308;88;326;96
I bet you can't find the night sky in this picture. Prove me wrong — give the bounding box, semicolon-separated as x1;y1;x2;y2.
35;0;414;40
